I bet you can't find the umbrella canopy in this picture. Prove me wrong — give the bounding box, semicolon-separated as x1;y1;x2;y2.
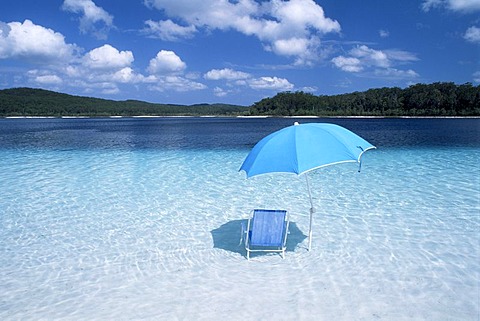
240;122;375;177
239;122;376;250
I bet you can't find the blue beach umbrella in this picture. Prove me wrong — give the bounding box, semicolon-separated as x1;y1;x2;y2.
240;122;376;250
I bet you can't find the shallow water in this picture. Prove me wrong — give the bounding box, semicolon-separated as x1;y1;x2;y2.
0;118;479;320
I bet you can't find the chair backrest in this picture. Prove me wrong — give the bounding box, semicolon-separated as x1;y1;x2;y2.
250;209;287;247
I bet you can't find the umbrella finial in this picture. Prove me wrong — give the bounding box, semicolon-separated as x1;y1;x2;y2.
294;121;300;126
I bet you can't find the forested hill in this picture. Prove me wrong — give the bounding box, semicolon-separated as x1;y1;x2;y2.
1;83;479;117
250;82;480;117
0;88;247;117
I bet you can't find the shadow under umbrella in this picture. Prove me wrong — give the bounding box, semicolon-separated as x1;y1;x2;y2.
211;219;308;257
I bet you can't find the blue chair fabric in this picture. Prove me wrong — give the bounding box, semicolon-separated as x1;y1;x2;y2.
244;209;289;259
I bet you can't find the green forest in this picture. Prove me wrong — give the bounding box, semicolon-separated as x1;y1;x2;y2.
0;88;246;117
0;82;479;117
250;82;479;116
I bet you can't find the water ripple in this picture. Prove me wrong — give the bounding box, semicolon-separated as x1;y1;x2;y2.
0;143;479;319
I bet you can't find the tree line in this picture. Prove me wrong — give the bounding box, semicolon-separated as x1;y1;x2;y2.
1;83;479;117
0;88;247;117
249;82;480;116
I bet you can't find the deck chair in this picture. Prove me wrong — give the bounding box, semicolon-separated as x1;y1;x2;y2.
243;209;289;260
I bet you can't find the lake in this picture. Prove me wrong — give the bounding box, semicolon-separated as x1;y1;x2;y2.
0;117;479;320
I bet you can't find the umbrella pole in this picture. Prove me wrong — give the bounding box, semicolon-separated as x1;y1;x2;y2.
305;173;314;251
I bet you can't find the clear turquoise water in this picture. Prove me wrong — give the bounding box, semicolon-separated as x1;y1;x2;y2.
0;118;479;320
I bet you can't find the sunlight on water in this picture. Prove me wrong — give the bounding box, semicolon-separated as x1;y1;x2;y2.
0;118;479;320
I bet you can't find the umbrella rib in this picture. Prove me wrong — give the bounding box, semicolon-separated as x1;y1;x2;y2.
357;145;377;162
299;159;358;176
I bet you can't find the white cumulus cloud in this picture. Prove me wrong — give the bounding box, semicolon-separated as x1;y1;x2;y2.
147;50;186;74
248;76;294;90
350;45;391;68
62;0;114;39
0;20;77;62
143;0;340;64
268;0;340;34
34;74;63;85
270;37;309;56
27;70;64;86
331;56;363;72
83;44;134;70
204;68;295;94
464;26;480;43
0;19;178;96
204;68;251;80
111;67;148;83
331;45;419;79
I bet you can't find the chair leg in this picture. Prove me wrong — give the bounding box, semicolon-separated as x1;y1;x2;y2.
239;223;246;246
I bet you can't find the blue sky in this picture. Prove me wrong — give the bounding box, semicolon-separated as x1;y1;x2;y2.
1;0;479;105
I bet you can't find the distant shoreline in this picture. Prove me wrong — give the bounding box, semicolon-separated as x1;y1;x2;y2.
3;115;479;120
2;86;478;118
